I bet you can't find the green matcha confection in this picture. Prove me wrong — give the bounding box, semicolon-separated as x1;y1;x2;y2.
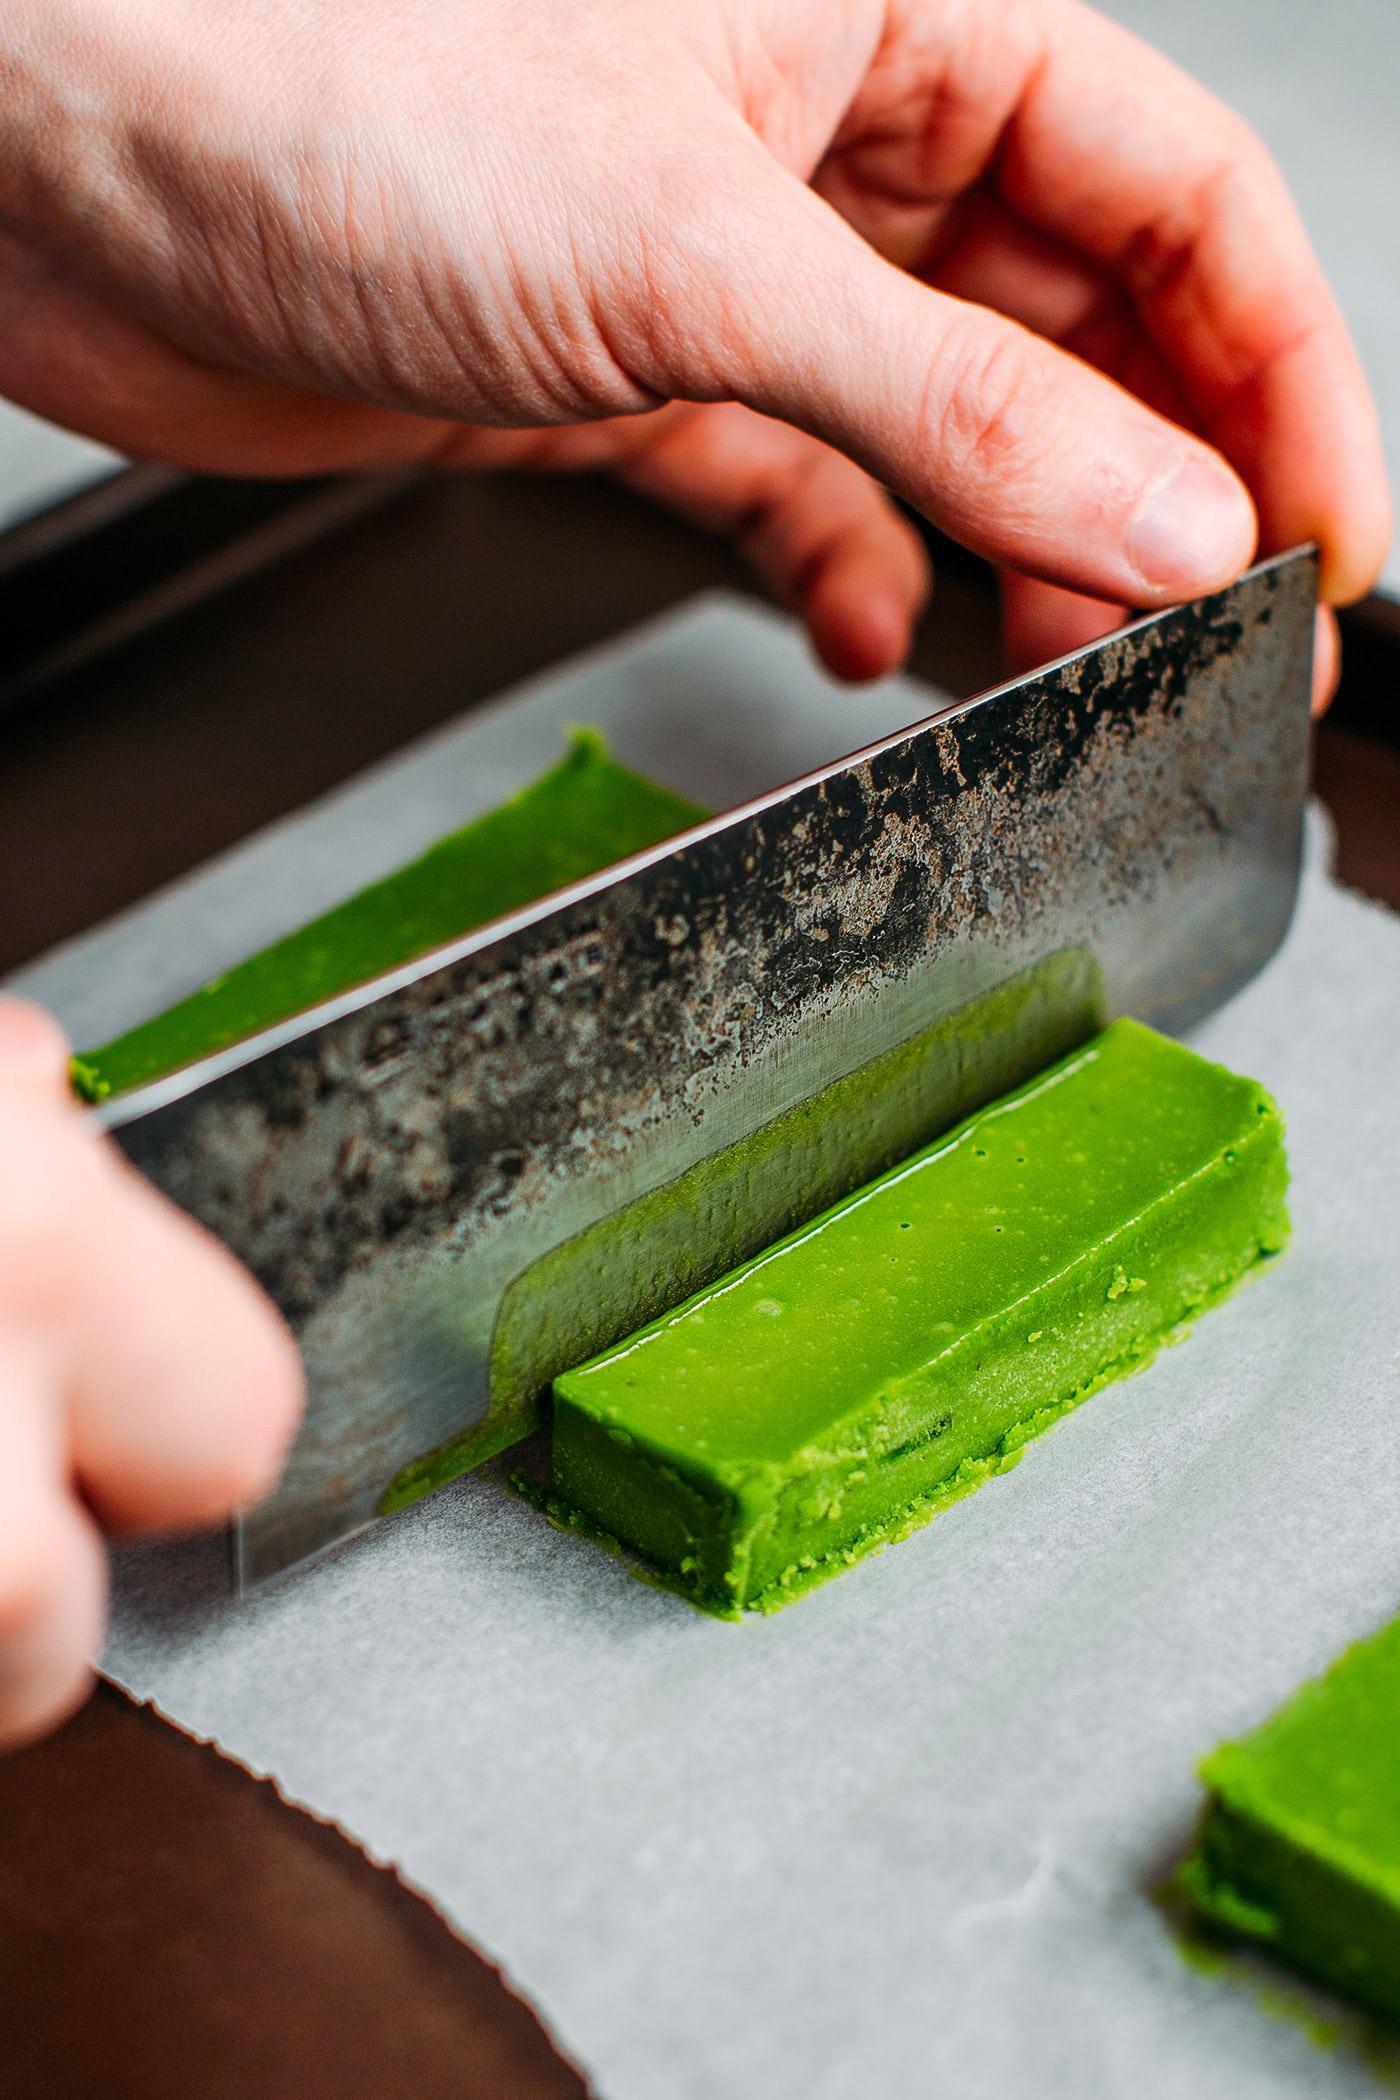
74;729;707;1101
1181;1615;1400;2024
389;950;1108;1518
550;1018;1288;1616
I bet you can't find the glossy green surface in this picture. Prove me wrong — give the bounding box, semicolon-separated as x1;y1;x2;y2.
384;948;1107;1516
73;731;707;1100
552;1019;1288;1615
1182;1616;1400;2024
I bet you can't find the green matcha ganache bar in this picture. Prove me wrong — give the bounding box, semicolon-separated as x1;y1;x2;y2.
551;1019;1288;1616
1181;1616;1400;2023
73;730;707;1101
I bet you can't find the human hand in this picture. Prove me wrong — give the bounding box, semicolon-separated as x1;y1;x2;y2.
0;0;1385;696
0;997;301;1750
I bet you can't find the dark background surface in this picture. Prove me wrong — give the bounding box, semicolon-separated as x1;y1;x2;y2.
0;469;1395;2098
0;470;1002;978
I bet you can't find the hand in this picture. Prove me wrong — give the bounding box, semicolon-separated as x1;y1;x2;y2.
0;997;301;1751
0;0;1387;689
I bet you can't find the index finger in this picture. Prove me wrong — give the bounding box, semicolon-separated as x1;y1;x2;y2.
996;0;1390;601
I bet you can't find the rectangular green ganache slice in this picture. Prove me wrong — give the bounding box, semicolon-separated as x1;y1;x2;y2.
73;730;707;1101
1181;1616;1400;2023
550;1018;1288;1615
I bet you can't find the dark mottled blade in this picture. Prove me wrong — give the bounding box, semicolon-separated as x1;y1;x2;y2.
103;549;1316;1587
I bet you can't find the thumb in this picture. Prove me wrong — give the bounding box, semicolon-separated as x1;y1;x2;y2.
669;154;1257;609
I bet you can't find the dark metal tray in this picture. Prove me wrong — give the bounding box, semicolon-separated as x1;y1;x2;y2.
0;459;1393;975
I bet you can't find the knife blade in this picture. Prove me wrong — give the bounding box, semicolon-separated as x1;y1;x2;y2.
104;547;1316;1587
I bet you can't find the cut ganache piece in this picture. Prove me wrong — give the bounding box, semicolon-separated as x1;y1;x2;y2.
387;950;1108;1518
73;730;707;1101
1181;1616;1400;2023
550;1019;1288;1616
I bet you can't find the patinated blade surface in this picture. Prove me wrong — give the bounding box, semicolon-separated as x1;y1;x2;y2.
104;549;1316;1586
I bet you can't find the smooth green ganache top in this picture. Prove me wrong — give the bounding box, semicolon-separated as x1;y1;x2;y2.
551;1018;1288;1615
73;730;707;1101
1181;1615;1400;2024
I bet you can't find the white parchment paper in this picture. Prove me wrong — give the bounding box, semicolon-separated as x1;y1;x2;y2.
13;600;1400;2098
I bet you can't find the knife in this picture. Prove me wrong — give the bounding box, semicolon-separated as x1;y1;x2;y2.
103;546;1316;1588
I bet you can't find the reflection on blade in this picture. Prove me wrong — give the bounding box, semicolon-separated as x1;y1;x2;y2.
105;551;1316;1586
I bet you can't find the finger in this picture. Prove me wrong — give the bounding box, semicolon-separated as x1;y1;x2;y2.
998;571;1125;678
1312;607;1341;718
814;7;1387;606
438;400;931;682
0;996;72;1106
1001;572;1336;716
666;146;1257;612
987;3;1391;603
609;401;930;681
0;1334;105;1751
0;1090;304;1535
926;221;1354;710
65;1152;304;1532
914;192;1193;433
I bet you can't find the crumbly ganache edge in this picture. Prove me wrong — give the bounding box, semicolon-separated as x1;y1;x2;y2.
1177;1611;1400;2030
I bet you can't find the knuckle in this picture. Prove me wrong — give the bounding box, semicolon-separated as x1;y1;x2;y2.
929;324;1047;485
1117;129;1278;317
624;164;769;397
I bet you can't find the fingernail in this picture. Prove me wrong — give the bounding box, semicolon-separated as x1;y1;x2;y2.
1127;460;1256;596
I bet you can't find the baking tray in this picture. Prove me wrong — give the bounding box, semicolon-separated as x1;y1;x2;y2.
0;456;1396;2100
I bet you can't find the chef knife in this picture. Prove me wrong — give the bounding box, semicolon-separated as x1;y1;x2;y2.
102;546;1316;1587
